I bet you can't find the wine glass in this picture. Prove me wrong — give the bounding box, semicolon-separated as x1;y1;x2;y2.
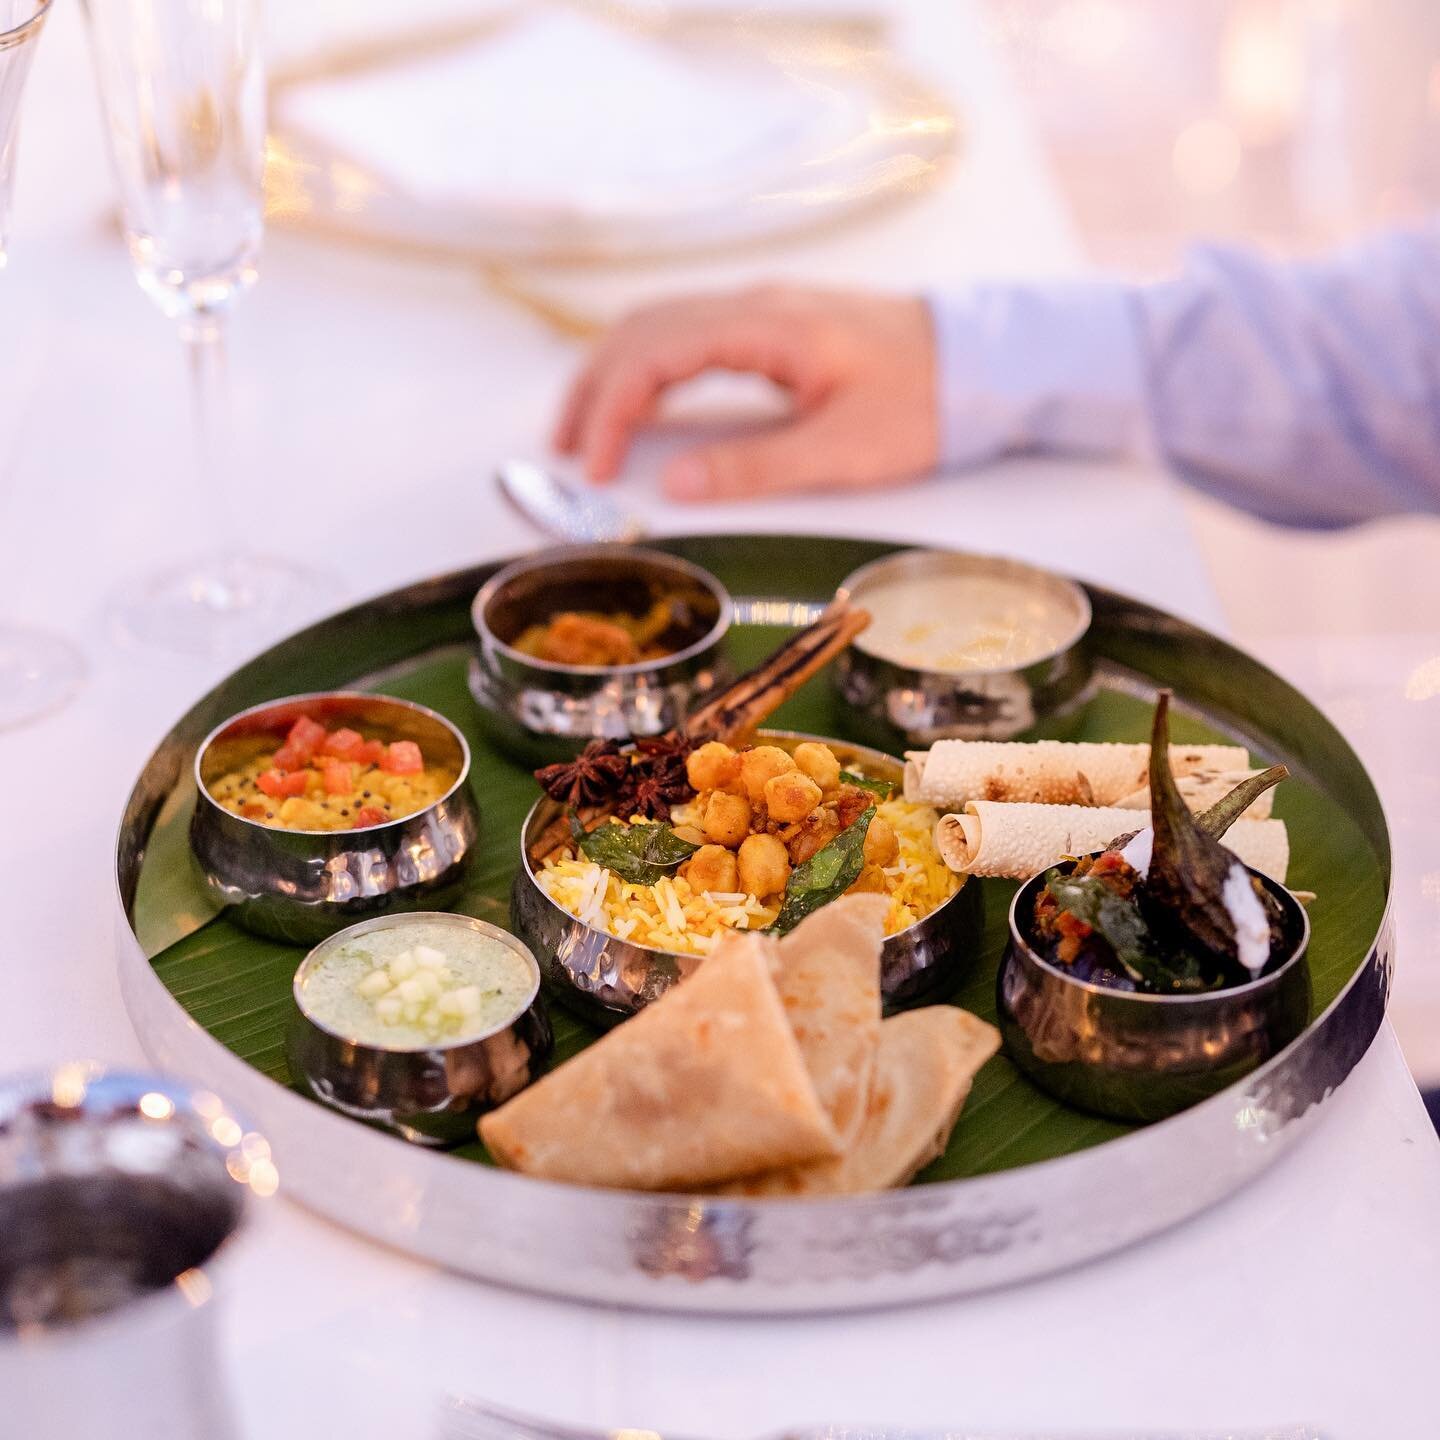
82;0;332;655
0;0;85;730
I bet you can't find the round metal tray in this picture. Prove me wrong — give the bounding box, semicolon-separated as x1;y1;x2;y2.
114;536;1393;1314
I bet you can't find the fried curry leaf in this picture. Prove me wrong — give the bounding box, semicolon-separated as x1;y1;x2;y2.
838;771;895;799
570;813;698;885
771;805;876;936
1044;871;1210;993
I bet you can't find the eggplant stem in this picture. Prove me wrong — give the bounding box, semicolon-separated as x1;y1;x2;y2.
1197;763;1289;838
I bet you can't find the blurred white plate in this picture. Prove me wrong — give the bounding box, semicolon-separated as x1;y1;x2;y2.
265;5;958;262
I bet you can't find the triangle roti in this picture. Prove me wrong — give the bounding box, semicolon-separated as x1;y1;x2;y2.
752;892;886;1150
480;934;841;1190
718;1006;1000;1198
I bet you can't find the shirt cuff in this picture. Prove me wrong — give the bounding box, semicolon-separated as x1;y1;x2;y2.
926;281;1150;470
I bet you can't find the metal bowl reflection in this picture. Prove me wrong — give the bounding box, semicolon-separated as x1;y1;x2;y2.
834;549;1093;748
997;856;1312;1122
469;543;733;766
190;692;480;944
512;729;982;1028
286;913;552;1147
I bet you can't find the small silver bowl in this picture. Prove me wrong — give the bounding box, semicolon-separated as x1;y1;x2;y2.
469;543;733;766
286;913;552;1147
834;549;1094;748
996;856;1312;1122
512;729;983;1027
190;692;481;944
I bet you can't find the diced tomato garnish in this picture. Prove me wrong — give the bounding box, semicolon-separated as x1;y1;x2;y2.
274;715;327;769
322;759;354;795
241;801;267;819
274;714;326;767
380;740;423;776
257;768;308;799
355;740;385;766
355;805;389;827
320;727;365;760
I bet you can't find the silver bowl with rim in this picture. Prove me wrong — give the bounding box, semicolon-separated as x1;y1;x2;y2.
511;729;982;1028
834;548;1094;748
468;543;733;766
997;854;1312;1122
286;912;552;1147
190;692;480;944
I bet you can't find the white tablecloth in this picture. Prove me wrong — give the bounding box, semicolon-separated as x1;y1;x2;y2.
4;3;1437;1437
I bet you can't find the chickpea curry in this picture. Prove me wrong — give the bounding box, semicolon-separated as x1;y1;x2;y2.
207;713;458;833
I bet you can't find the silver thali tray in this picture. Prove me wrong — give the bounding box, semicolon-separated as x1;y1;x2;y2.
113;535;1393;1314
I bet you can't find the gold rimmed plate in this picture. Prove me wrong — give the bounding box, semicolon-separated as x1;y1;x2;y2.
264;7;958;264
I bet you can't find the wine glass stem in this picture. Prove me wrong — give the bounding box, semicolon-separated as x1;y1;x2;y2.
179;311;246;607
181;310;233;537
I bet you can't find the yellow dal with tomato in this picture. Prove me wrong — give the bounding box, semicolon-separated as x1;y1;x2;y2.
207;713;457;833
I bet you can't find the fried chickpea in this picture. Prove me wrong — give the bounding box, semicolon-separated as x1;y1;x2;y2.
682;844;739;894
862;814;899;867
792;741;841;792
764;771;823;824
848;864;888;894
737;833;791;899
686;740;741;794
739;745;796;803
701;789;752;848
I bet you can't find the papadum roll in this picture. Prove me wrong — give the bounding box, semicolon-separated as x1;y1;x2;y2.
904;740;1249;811
934;801;1289;884
1111;767;1275;821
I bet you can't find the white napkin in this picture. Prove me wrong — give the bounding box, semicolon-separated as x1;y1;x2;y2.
277;9;852;217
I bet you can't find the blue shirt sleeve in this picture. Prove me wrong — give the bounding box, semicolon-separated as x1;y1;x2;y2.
929;222;1440;527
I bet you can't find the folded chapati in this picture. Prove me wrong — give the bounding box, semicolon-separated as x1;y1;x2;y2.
717;1006;1001;1198
934;802;1289;884
770;891;886;1150
904;740;1249;811
480;934;842;1189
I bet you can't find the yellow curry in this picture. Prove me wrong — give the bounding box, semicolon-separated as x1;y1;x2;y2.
207;713;457;833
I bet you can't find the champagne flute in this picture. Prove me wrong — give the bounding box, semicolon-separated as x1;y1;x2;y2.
0;0;85;730
82;0;332;655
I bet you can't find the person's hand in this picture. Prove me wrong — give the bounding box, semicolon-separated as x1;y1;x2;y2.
553;286;938;501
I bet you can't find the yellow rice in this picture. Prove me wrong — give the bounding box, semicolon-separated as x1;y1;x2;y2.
535;794;961;956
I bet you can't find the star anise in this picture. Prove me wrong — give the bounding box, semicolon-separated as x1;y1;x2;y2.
534;739;629;809
631;734;695;768
617;765;694;821
616;733;697;820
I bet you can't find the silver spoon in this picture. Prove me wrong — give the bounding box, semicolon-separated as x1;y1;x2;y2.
494;459;827;626
497;460;648;544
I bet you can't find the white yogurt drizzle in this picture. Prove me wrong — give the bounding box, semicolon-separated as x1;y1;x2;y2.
1117;826;1153;878
1222;862;1273;975
1120;827;1269;974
